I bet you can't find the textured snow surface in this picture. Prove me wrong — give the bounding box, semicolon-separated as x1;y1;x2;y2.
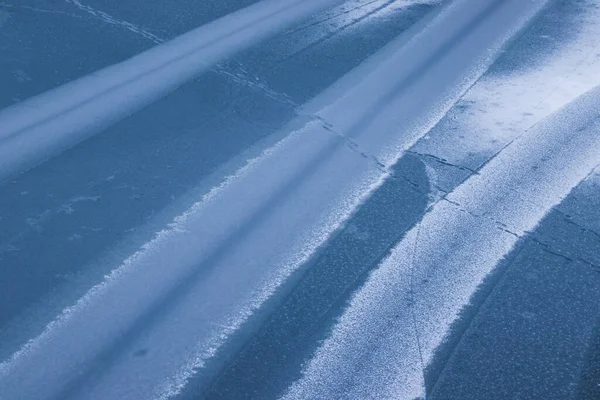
282;1;600;396
2;0;598;399
0;0;343;181
414;0;600;168
283;85;600;400
0;2;448;399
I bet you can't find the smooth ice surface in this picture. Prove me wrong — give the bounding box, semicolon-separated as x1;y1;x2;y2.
430;170;600;399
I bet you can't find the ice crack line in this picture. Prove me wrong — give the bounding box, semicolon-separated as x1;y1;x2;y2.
279;0;385;37
409;221;427;398
531;237;600;270
441;197;523;238
306;115;466;210
406;150;479;175
0;2;83;19
61;0;297;107
442;195;600;270
271;0;399;70
309;115;390;173
212;61;298;107
64;0;164;44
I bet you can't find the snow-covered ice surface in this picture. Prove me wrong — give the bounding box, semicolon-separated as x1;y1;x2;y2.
282;1;600;399
1;0;600;399
0;0;549;398
0;0;440;359
0;0;345;181
413;0;600;169
0;1;445;399
224;2;600;396
282;85;600;400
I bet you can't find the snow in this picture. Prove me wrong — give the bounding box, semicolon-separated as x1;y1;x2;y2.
0;0;344;181
312;0;548;167
1;0;586;398
413;0;600;169
281;2;600;396
283;84;600;400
